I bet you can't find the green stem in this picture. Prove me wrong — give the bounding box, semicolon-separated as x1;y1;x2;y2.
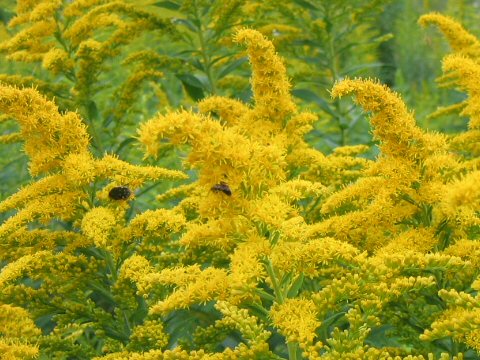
265;260;284;304
328;27;346;146
83;102;105;155
193;4;217;94
287;343;299;360
265;260;300;360
105;252;116;281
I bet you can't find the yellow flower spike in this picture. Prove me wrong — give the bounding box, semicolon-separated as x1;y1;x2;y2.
64;2;173;47
270;298;320;348
94;154;187;193
0;84;90;175
0;304;41;338
257;24;302;47
285;112;317;140
114;69;164;118
269;178;325;201
126;209;186;238
29;0;62;21
234;28;296;122
63;0;106;18
138;110;207;158
270;238;360;278
179;218;249;251
228;234;270;303
331;78;447;160
419;13;480;57
63;152;96;185
139;109;251;193
81;207;117;248
1;228;85;260
156;183;196;202
0;191;83;238
0;174;68;213
0;304;41;360
332;144;370;157
214;301;272;354
444;239;480;268
127;319;169;352
427;102;467;121
250;193;297;229
0;20;57;62
320;176;386;215
146;266;229;315
66;13;123;47
442;54;480;129
0;132;22;144
0;250;52;287
421;307;480;351
376;228;438;256
118;255;153;287
42;47;74;75
198;96;250;126
210;0;245;32
438;170;480;227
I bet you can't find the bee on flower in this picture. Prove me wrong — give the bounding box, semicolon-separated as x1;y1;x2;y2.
108;186;132;200
211;182;232;196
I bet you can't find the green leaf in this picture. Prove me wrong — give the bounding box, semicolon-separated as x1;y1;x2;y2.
177;73;204;88
217;57;248;79
341;62;386;76
292;0;318;10
287;274;304;298
172;18;198;32
177;74;205;101
255;288;276;302
86;100;99;121
129;296;149;326
365;325;403;348
246;302;270;318
152;1;180;10
292;88;339;118
279;272;294;292
115;137;136;155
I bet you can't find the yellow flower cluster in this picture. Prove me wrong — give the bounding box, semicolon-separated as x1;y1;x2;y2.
0;304;40;360
1;6;480;360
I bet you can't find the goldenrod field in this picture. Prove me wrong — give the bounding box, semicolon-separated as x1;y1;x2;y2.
1;1;480;359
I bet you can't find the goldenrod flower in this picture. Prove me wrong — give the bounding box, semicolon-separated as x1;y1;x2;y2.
81;207;117;248
270;298;320;347
419;13;480;57
234;29;296;122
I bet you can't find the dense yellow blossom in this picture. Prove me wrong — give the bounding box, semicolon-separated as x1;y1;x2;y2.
142;266;230;314
332;79;447;160
270;298;320;346
0;304;40;360
419;13;480;57
234;28;296;123
2;5;480;359
81;207;118;248
0;85;90;175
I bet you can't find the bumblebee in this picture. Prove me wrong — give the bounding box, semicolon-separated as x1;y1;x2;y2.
211;182;232;196
108;186;132;200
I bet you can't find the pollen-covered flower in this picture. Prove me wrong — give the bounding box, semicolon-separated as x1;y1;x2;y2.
0;304;41;359
42;47;74;74
419;13;480;58
270;298;320;347
234;28;296;122
81;207;117;248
